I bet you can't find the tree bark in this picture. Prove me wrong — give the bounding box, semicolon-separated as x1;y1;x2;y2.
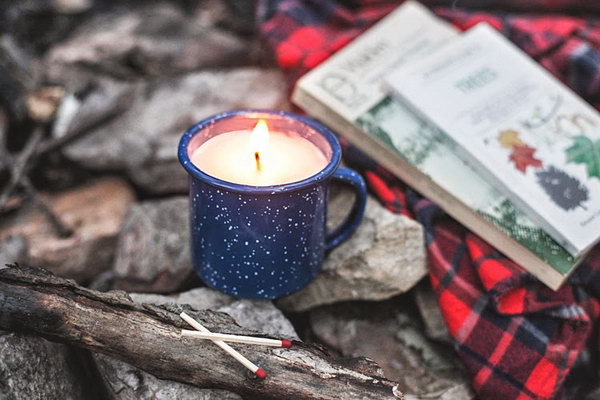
0;264;403;400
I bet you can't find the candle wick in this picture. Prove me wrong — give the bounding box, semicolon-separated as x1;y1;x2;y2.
255;152;262;172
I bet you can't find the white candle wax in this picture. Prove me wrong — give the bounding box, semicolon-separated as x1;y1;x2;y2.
191;123;328;186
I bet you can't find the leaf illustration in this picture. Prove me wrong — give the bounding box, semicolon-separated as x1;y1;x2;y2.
509;144;543;173
498;130;525;148
565;135;600;180
536;166;589;211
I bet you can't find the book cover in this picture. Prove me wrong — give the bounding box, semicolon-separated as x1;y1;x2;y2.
386;23;600;257
294;2;579;289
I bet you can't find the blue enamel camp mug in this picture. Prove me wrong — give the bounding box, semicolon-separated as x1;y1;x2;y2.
178;110;366;299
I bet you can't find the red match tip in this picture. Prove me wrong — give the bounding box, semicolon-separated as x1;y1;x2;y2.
281;340;292;348
255;368;267;379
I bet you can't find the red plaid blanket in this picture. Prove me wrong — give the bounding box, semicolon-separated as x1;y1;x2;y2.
259;1;600;399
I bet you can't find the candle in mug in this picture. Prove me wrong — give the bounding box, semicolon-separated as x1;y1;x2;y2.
191;120;328;186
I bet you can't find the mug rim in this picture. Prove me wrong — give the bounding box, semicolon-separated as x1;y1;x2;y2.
178;109;342;194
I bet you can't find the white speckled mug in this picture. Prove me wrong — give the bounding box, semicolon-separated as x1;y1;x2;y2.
178;110;367;299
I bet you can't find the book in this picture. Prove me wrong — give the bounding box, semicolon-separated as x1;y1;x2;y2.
386;23;600;257
292;1;580;290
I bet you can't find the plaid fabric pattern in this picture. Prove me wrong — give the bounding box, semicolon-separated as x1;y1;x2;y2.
259;1;600;399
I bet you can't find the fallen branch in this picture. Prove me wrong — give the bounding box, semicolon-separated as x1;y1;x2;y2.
0;125;44;209
0;264;403;400
0;121;72;236
21;179;74;237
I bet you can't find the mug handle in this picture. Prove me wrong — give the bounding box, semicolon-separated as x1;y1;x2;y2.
325;167;367;251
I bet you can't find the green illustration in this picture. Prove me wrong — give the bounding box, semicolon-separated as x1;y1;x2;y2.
353;96;578;277
479;200;575;274
357;97;443;168
565;135;600;180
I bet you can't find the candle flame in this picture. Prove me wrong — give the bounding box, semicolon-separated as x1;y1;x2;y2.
251;120;270;171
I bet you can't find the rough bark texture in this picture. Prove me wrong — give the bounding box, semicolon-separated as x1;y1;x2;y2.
0;264;403;400
129;287;235;312
96;289;298;399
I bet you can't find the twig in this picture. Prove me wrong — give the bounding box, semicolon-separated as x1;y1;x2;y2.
0;126;44;209
0;83;130;217
21;179;73;238
0;121;72;238
37;105;125;156
0;265;404;400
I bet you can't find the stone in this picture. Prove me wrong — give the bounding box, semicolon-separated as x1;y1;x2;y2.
62;68;289;193
0;332;88;400
199;0;257;35
0;34;39;121
94;353;242;400
310;300;472;399
113;197;192;293
587;387;600;400
414;284;451;343
51;77;134;142
0;234;28;266
277;189;427;311
0;3;85;54
130;287;235;312
129;287;298;339
218;300;299;339
45;2;253;80
0;177;135;282
26;86;65;122
53;0;94;14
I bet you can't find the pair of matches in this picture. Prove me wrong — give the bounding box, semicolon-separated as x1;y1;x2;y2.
179;312;292;379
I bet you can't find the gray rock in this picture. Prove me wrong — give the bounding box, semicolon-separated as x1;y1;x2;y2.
130;287;235;311
94;353;242;400
277;189;427;311
62;68;289;193
218;300;299;339
0;234;28;266
52;0;94;14
414;284;451;343
129;288;298;339
45;2;252;80
587;386;600;400
51;77;134;142
113;197;192;293
200;0;257;35
0;177;135;283
310;302;472;399
0;332;87;400
0;35;39;121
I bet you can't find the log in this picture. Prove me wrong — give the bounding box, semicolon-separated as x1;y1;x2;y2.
0;264;403;400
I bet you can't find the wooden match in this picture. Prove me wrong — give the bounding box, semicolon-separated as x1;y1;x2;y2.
181;329;293;348
179;312;267;379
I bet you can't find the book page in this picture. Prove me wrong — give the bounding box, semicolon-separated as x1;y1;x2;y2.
298;1;456;121
295;4;578;279
386;23;600;255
